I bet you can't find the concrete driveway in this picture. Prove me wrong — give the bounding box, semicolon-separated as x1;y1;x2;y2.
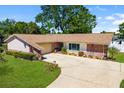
43;53;124;88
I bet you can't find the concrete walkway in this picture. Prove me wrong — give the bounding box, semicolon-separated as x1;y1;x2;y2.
43;53;124;88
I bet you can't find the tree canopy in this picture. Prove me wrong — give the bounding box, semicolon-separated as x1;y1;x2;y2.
101;30;106;33
0;19;41;43
14;22;40;34
119;22;124;39
35;5;96;34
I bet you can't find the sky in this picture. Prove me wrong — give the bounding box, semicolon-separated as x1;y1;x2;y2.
85;5;124;33
0;5;40;22
0;5;124;33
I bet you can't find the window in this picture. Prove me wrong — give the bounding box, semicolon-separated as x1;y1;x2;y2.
69;43;80;50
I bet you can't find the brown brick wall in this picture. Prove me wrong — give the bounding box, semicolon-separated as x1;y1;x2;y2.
87;44;108;54
51;42;63;50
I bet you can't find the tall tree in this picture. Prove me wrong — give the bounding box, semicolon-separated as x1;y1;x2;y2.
101;30;106;33
35;5;96;34
14;22;40;34
14;22;28;34
0;19;16;41
0;19;41;43
119;22;124;39
27;22;40;34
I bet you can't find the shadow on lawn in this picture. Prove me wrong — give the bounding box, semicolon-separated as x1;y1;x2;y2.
0;65;13;76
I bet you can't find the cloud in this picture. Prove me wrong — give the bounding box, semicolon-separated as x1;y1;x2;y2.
112;19;124;25
0;17;7;21
101;21;106;24
103;13;124;25
95;6;107;11
0;15;17;21
105;16;115;20
97;17;102;20
109;28;119;32
112;13;124;25
114;13;124;18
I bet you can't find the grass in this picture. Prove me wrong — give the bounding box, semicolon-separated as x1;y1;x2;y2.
0;55;61;88
115;52;124;63
114;53;124;88
120;79;124;88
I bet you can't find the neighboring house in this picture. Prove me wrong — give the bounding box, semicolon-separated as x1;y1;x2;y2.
5;34;113;59
109;36;124;52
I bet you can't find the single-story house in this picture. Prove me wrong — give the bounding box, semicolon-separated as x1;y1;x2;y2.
5;34;113;59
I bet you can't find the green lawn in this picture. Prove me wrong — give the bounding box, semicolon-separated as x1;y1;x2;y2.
0;55;61;88
115;52;124;63
114;53;124;88
120;80;124;88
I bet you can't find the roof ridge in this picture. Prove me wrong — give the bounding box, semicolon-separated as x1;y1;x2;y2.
13;33;114;36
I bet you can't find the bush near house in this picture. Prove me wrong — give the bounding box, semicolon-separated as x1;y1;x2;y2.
120;79;124;88
0;47;4;53
0;53;6;63
108;47;119;60
2;43;7;51
108;47;124;63
61;47;67;54
6;50;37;60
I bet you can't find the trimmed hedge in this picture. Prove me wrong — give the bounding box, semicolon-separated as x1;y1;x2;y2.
6;50;37;60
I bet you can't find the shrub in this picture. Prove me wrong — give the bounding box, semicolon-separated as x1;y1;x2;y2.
6;50;36;60
88;55;93;58
108;47;119;60
0;47;4;53
0;53;6;63
78;52;84;56
61;47;67;54
120;79;124;88
46;62;59;72
2;44;7;51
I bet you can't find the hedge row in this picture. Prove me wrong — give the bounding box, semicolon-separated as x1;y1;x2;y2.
6;50;37;60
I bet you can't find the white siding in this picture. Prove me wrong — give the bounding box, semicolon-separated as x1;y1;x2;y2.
8;38;30;53
109;40;124;52
63;43;69;49
80;43;87;51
